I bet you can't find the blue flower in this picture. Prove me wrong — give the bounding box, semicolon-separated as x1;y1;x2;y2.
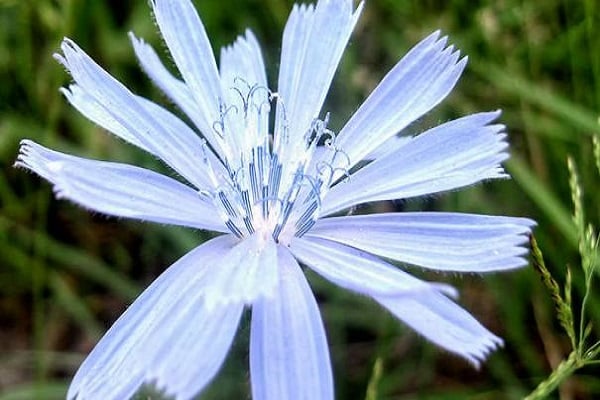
16;0;534;399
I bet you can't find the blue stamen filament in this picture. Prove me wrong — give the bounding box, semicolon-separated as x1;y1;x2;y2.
201;81;341;245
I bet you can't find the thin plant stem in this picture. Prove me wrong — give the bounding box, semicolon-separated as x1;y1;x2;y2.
524;352;581;400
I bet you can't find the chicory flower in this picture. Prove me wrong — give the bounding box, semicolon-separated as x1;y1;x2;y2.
16;0;534;398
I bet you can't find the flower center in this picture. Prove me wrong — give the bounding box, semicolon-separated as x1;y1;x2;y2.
200;81;344;245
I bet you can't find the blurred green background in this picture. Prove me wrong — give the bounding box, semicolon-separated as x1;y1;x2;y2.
1;0;599;399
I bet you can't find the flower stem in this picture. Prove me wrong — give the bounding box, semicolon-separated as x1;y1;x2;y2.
524;351;581;400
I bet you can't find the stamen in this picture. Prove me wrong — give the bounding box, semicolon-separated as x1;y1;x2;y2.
218;190;238;218
331;146;351;170
272;169;304;240
212;120;225;138
225;219;244;238
259;185;267;218
267;154;282;202
233;76;252;92
204;84;337;243
316;161;334;187
240;189;253;221
243;215;255;234
249;158;260;202
328;145;352;183
230;85;249;114
248;85;271;115
295;201;318;237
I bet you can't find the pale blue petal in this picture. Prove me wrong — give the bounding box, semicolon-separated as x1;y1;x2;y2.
130;34;233;176
16;140;226;232
151;0;226;156
322;112;508;215
134;95;228;186
365;134;412;160
375;291;503;367
220;29;268;94
307;212;534;272
275;0;363;146
290;237;501;366
202;233;279;309
60;84;151;153
250;246;333;400
290;236;457;297
219;30;270;154
68;235;244;400
56;39;219;190
129;33;206;139
334;31;467;171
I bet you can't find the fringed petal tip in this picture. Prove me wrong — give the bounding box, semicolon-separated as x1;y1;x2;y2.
424;31;466;67
322;109;521;216
376;289;507;370
14;138;31;162
293;234;507;370
52;38;70;67
221;28;257;54
15;140;90;202
524;217;538;228
465;333;504;369
14;139;59;177
58;85;74;98
15;141;71;203
16;140;227;231
57;37;77;59
127;31;143;46
52;38;92;77
431;283;459;299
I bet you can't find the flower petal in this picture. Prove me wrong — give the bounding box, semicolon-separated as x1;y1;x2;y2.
334;31;467;170
129;33;206;139
203;233;279;309
16;140;226;232
290;236;456;297
275;0;363;148
220;29;268;94
60;84;150;153
307;212;534;272
68;235;244;400
250;246;333;400
219;30;270;157
375;290;503;367
56;39;220;190
290;237;501;366
322;112;508;215
151;0;226;156
365;134;412;160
